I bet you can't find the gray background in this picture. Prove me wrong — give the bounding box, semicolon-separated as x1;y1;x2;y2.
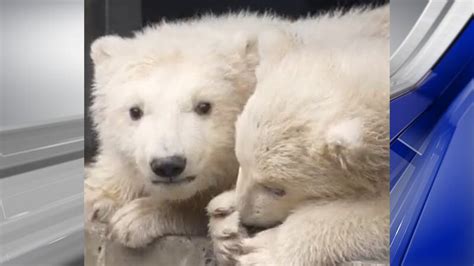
1;0;84;131
1;0;84;265
390;0;428;55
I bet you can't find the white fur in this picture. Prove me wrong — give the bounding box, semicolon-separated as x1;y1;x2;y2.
326;118;363;148
85;14;288;248
208;5;389;265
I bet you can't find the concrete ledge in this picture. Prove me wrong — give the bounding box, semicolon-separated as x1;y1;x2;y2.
85;223;387;266
85;223;216;266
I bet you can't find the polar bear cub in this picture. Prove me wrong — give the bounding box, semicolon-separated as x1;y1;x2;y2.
85;14;287;248
208;7;389;266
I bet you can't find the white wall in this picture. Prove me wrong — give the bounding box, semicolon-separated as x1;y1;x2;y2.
0;0;84;130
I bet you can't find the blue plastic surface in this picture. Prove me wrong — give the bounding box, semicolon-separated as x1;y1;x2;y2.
403;81;474;265
390;20;474;265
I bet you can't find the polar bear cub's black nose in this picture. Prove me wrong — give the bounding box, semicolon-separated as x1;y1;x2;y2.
150;156;186;178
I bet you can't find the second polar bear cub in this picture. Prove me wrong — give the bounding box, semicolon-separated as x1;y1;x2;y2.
208;10;390;266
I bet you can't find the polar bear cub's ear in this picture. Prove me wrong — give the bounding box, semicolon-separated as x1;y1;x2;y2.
231;31;258;58
90;35;129;65
324;118;364;169
257;29;294;65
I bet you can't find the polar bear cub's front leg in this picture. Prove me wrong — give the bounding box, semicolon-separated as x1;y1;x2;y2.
108;198;163;248
85;155;145;223
109;196;209;248
84;180;119;223
236;198;389;266
207;190;248;265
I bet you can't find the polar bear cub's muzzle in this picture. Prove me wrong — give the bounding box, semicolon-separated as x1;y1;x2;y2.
148;155;197;185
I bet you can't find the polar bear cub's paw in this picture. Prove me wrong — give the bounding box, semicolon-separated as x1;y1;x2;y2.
85;182;119;223
237;227;278;266
208;190;238;218
208;190;247;265
108;198;160;248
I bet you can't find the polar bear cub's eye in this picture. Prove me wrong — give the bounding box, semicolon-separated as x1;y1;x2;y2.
129;106;143;120
262;184;286;197
194;101;212;115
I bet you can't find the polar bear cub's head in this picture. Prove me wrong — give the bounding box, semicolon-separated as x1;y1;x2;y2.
235;30;389;227
90;25;258;200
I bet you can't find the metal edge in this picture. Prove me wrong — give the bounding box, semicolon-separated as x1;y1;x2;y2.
390;0;449;76
0;118;84;177
390;0;472;98
0;117;83;155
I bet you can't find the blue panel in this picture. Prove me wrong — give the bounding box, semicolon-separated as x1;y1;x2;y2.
390;20;474;266
390;141;416;188
390;108;455;266
403;81;474;266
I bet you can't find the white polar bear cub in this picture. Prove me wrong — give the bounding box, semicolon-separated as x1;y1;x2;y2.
85;14;286;248
208;7;389;266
